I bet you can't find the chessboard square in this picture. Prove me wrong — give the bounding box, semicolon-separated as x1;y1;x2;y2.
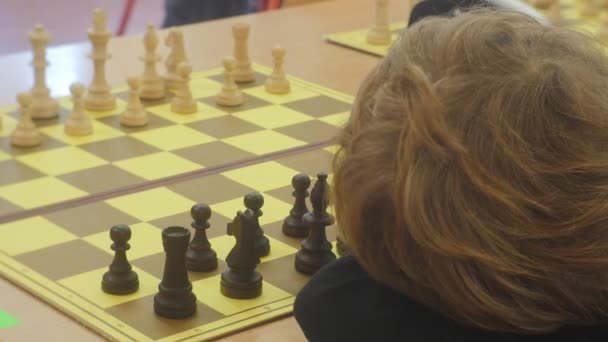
106;187;195;222
222;161;298;192
167;173;255;205
223;130;305;155
16;239;111;280
208;235;235;262
131;125;216;151
0;135;67;157
0;216;77;256
133;251;228;282
173;141;256;169
16;146;109;176
40;121;125;146
192;275;292;316
259;236;298;263
232;105;314;130
207;71;268;90
84;222;164;261
276;147;334;177
257;255;310;295
114;152;202;180
276;120;340;144
0;159;45;187
243;85;319;105
58;266;159;309
0;177;88;210
58;164;147;194
148;209;232;241
45;201;140;237
105;294;225;340
189;77;224;98
212;193;293;226
0;197;21;217
145;102;228;124
78;136;161;162
186;115;264;140
282;95;352;118
319;111;349;127
199;93;272;114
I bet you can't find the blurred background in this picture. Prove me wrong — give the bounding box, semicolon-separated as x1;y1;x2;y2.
0;0;324;55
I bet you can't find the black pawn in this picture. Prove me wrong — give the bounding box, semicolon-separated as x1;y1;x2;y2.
244;192;270;258
186;203;218;272
221;209;263;299
295;173;336;275
282;173;311;238
102;224;139;295
154;226;197;319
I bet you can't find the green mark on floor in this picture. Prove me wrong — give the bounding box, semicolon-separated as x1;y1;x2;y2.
0;310;19;328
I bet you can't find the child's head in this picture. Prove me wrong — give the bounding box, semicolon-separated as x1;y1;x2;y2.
333;9;608;333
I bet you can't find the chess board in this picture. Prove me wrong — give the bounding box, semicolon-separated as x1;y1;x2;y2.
324;0;608;58
0;64;352;221
324;22;406;57
0;145;340;342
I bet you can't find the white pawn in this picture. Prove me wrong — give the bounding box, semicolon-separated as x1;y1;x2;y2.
11;92;42;147
265;45;290;94
65;83;93;136
216;57;243;107
121;77;149;127
367;0;391;45
171;62;197;114
140;24;165;100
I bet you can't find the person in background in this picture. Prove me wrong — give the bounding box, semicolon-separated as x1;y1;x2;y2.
162;0;259;27
294;8;608;342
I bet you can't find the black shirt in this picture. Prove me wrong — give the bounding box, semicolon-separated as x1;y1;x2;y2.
294;256;608;342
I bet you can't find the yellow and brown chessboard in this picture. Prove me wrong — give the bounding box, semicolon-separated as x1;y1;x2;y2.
0;64;352;220
0;143;340;341
324;1;607;58
324;22;406;57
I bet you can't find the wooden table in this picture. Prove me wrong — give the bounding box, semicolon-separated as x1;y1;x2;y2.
0;0;407;340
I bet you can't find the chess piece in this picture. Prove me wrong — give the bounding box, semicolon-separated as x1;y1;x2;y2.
120;77;149;127
84;9;116;111
216;57;244;107
154;226;197;319
232;23;255;83
367;0;391;45
295;173;336;275
65;83;93;136
265;45;291;94
244;192;270;258
171;62;197;114
186;203;218;272
282;173;311;237
140;24;165;100
28;25;59;119
221;210;263;299
11;92;42;147
102;224;139;295
164;28;188;90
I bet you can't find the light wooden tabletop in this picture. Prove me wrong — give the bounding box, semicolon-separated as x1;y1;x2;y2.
0;0;407;340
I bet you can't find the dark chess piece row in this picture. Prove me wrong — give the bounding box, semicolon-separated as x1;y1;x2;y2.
100;172;344;320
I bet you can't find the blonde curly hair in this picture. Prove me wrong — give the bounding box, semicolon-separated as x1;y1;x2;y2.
333;9;608;333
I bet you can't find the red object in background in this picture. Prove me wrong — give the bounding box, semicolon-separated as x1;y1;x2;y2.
117;0;136;36
259;0;282;10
